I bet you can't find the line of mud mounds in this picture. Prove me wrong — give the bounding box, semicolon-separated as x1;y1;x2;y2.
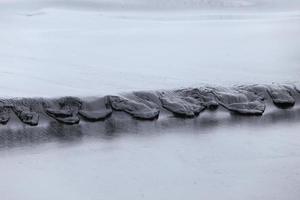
0;84;299;147
0;84;299;127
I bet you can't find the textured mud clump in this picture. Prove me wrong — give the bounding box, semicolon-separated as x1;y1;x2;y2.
79;110;112;121
176;88;219;110
268;86;295;109
0;102;12;124
109;95;159;120
45;97;82;124
160;93;205;118
79;97;112;121
213;88;266;115
13;106;39;126
225;101;265;115
134;91;162;108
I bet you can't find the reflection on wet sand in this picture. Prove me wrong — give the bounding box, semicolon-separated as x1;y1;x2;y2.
0;107;299;149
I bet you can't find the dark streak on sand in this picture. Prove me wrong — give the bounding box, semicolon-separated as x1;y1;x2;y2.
0;84;299;127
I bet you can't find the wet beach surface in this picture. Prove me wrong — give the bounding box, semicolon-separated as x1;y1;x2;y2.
0;1;300;199
0;114;300;200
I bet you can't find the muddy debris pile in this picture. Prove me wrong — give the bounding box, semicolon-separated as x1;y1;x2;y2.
0;84;298;126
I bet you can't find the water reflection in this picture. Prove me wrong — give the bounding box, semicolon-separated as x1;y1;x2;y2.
0;107;299;149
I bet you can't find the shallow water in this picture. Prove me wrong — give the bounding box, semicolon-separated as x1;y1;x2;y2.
0;120;300;200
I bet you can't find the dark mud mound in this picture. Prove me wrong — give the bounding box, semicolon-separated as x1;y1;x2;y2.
79;96;112;121
45;97;82;124
109;95;159;120
13;106;39;126
176;88;219;110
79;109;112;121
213;88;266;115
268;86;295;108
0;102;12;125
159;92;205;118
